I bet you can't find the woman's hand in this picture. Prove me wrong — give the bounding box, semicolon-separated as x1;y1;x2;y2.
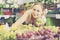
14;11;29;28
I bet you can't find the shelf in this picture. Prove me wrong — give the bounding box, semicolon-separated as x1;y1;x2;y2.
46;14;56;18
0;15;16;19
46;14;60;19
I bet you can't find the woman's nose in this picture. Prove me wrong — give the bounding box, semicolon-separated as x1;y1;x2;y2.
34;11;38;14
34;12;38;15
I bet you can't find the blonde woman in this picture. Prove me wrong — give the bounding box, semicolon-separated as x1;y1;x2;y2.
14;3;48;27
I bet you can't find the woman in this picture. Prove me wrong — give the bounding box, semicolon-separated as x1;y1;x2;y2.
14;2;48;27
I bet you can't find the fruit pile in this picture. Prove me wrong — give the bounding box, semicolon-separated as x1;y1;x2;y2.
0;24;60;40
16;25;59;40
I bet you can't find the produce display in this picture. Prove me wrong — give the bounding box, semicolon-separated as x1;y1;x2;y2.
0;0;60;40
0;23;60;40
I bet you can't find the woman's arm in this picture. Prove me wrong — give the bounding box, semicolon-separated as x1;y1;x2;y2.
14;11;29;27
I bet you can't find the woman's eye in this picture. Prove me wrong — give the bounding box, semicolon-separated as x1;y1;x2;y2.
37;10;40;12
33;9;36;11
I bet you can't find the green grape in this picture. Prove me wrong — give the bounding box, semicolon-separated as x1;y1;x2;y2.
28;24;33;27
35;22;40;26
36;18;43;23
9;31;16;40
0;30;10;40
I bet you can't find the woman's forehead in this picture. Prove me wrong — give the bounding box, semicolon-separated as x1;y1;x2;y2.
32;5;43;10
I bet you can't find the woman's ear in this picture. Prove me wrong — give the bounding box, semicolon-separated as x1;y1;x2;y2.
44;9;48;16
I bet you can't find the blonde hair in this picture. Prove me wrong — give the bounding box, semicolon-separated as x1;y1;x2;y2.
31;2;48;16
31;2;45;10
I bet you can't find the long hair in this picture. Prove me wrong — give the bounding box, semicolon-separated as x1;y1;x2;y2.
31;2;48;16
31;2;46;10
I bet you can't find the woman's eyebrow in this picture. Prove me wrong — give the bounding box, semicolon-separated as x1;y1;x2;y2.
33;9;36;11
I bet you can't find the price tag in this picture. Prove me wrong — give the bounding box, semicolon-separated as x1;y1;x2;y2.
56;14;60;19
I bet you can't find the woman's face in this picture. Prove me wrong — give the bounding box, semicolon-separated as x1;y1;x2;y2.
32;5;43;18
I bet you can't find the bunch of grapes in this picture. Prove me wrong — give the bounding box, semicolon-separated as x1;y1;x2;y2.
16;27;57;40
